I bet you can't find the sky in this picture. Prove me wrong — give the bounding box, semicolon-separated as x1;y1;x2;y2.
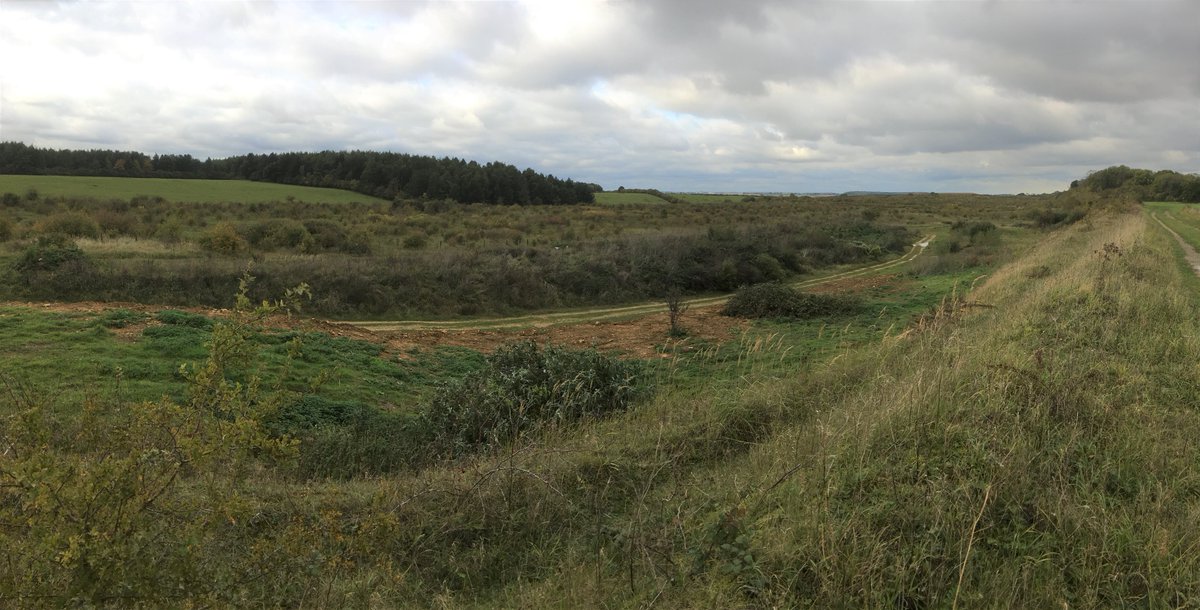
1;0;1197;194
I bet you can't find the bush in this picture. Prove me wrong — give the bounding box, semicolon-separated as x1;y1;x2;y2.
265;395;374;437
34;211;101;238
199;221;248;254
951;220;996;238
244;218;313;251
12;235;91;274
286;407;418;478
302;219;348;250
722;282;861;319
0;215;11;242
10;235;97;296
1028;208;1085;228
417;341;647;460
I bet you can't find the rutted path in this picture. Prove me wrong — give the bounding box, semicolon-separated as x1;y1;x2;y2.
1151;212;1200;276
1;236;935;359
352;235;935;332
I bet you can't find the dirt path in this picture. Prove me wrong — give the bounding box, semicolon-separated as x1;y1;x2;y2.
4;235;934;359
1151;212;1200;275
353;235;935;332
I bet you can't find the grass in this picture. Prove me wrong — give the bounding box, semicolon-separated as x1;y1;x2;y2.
0;174;388;204
593;191;673;204
656;267;988;394
671;192;752;203
0;305;486;412
456;206;1200;608
13;185;1192;606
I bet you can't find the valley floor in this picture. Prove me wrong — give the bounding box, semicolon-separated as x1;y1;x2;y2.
5;205;1200;607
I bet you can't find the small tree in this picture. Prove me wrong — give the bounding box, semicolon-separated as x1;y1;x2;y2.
666;287;690;337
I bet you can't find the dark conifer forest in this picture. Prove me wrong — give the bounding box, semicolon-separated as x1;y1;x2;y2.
0;142;598;204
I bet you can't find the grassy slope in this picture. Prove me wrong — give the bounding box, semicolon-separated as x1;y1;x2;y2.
0;174;388;204
8;205;1198;606
0;306;484;411
438;207;1200;607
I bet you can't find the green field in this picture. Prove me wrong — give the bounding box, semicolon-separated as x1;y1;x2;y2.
0;174;388;204
593;190;672;204
670;192;752;203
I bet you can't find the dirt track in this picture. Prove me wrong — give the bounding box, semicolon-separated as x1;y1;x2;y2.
1152;212;1200;275
352;235;934;332
4;236;933;358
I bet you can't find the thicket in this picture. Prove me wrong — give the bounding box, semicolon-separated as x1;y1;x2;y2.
1071;164;1200;202
0;141;596;204
721;283;861;319
0;193;916;316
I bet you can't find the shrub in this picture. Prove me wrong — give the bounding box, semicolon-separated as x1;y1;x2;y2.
951;220;997;238
402;232;427;249
92;209;140;237
12;235;91;274
1028;208;1085;228
265;395;374;437
198;221;248;254
10;235;97;296
722;282;861;319
244;218;313;251
34;211;101;238
417;341;647;459
0;215;12;242
285;407;418;478
302;219;348;250
342;229;372;255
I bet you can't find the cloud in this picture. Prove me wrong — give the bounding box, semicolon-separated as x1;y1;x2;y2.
1;0;1197;193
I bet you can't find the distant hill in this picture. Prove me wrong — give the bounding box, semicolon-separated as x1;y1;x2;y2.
0;142;599;205
1071;165;1200;202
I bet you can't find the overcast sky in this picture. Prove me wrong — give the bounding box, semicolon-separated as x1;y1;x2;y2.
2;0;1197;194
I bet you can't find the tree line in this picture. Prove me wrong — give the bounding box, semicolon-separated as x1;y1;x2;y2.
0;141;599;204
1071;165;1200;202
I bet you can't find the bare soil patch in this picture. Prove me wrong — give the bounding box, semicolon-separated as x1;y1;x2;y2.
371;304;747;359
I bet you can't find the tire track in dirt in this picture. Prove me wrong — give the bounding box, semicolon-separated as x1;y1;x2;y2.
3;235;934;358
1151;212;1200;276
353;235;935;333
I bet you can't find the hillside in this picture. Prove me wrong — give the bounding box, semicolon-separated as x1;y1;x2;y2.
3;178;1200;606
0;174;388;204
0;142;597;204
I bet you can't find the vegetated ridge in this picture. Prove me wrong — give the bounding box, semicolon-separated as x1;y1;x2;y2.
0;141;598;204
1070;164;1200;202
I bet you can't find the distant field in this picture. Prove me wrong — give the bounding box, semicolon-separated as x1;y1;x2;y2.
0;174;387;204
671;192;750;203
594;191;671;204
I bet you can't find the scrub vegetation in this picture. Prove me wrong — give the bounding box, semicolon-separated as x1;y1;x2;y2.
0;182;1047;318
3;167;1197;607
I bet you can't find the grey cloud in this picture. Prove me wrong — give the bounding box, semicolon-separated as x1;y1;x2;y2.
2;0;1198;193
